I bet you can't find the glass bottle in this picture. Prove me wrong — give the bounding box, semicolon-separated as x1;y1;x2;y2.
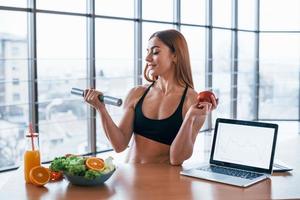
24;133;40;183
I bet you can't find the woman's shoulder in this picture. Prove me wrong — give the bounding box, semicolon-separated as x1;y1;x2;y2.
185;88;198;105
180;87;197;115
128;84;151;97
123;84;152;108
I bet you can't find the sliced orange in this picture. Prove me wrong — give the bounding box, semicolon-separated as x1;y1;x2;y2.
85;157;105;171
29;166;50;186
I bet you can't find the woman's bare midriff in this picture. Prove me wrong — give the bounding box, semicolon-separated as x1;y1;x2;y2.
125;134;171;164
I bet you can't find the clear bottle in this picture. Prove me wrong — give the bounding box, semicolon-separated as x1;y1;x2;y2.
24;133;40;183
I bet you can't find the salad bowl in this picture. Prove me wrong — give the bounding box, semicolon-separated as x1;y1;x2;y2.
49;155;116;186
64;169;115;186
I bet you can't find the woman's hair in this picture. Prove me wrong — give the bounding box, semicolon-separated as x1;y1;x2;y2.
144;29;194;88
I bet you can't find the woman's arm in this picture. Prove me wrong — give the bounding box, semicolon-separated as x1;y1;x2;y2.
96;103;133;153
169;93;217;165
85;87;144;153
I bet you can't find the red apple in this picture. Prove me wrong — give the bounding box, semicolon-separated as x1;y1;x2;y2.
197;91;216;103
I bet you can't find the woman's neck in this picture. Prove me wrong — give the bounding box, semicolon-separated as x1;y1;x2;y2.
156;78;181;95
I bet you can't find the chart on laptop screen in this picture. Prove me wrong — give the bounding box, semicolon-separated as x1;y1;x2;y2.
213;123;275;169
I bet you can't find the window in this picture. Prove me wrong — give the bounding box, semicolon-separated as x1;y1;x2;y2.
181;0;206;25
0;10;28;170
0;0;27;8
213;0;232;28
142;0;173;22
36;0;86;13
95;0;134;18
212;29;232;120
259;33;300;120
11;46;19;56
0;79;4;91
12;78;20;85
260;0;300;31
13;93;20;101
95;18;134;151
237;32;256;120
238;0;256;30
36;13;88;161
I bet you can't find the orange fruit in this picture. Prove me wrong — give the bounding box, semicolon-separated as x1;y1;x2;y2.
29;166;50;186
85;157;105;171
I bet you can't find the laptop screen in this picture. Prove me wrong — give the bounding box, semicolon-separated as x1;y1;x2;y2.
211;118;278;173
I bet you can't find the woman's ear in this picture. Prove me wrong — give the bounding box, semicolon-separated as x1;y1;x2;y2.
172;54;177;64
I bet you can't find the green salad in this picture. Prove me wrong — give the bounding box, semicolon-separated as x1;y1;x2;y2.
49;155;115;180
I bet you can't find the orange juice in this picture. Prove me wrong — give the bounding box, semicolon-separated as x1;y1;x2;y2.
24;150;41;183
24;128;40;183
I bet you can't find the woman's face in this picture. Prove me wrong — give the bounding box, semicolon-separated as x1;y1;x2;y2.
145;37;175;78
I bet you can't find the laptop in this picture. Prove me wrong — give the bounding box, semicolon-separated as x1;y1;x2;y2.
180;118;278;187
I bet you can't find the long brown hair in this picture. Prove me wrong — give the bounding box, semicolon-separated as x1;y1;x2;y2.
144;29;194;88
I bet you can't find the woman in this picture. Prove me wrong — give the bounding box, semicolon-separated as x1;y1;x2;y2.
84;29;217;165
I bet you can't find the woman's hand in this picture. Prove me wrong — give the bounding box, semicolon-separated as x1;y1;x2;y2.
186;102;212;121
84;89;105;110
209;94;218;111
185;92;218;124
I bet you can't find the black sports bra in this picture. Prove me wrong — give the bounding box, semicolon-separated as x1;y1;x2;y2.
133;82;188;145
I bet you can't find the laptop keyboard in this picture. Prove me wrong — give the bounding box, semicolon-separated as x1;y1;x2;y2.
197;165;264;180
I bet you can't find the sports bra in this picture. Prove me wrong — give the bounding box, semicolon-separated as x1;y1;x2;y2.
133;82;188;145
